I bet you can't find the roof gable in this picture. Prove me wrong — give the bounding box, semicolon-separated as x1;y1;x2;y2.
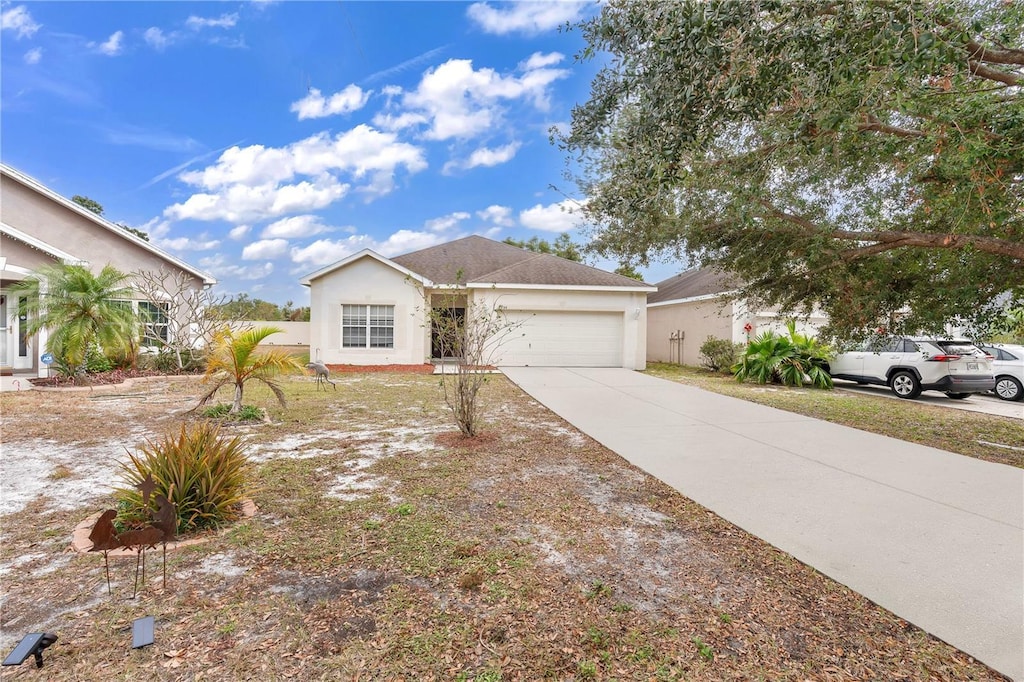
299;249;428;286
1;164;216;285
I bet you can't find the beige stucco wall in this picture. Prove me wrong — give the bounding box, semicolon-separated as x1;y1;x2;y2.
2;178;201;279
647;298;733;365
309;257;426;365
228;321;310;347
0;236;59;275
649;296;829;366
2;173;209;375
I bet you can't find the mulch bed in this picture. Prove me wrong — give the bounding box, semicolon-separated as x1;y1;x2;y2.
325;363;436;374
28;368;202;388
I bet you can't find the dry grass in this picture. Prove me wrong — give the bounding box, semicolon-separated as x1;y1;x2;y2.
646;363;1024;469
0;373;1006;680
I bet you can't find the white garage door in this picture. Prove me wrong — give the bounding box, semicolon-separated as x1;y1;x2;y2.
497;310;624;367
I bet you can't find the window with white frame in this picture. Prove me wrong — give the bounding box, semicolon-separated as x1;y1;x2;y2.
139;301;170;343
342;304;394;348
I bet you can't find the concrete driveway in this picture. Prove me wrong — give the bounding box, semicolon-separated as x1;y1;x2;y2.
503;367;1024;680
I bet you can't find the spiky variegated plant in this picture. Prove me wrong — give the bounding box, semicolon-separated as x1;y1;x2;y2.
7;263;138;376
196;325;304;414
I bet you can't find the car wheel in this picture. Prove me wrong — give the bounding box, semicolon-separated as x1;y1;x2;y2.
994;375;1023;402
944;393;971;400
890;371;921;399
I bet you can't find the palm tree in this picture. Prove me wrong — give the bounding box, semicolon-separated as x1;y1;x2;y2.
8;263;137;375
196;326;305;414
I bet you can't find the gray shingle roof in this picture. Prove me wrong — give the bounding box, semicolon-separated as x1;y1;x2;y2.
391;235;651;288
648;267;740;304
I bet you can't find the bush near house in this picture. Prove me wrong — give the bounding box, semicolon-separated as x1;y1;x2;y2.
699;336;741;373
732;322;833;389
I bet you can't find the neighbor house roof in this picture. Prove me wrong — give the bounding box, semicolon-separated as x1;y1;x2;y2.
302;235;655;290
647;267;740;305
1;163;216;285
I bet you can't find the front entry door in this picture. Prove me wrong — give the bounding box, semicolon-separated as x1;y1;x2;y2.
0;293;34;371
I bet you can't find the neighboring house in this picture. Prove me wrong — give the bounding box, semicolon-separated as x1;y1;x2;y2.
647;267;827;366
0;163;216;377
300;235;655;369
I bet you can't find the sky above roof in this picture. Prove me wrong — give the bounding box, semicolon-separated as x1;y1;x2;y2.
1;1;682;304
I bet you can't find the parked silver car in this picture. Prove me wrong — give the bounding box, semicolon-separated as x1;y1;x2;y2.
978;344;1024;402
827;337;995;400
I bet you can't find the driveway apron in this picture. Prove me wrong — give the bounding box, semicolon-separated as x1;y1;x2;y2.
502;367;1024;681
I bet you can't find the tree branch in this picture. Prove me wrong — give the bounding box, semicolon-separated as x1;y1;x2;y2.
857;114;926;138
966;40;1024;66
968;60;1023;87
759;201;1024;261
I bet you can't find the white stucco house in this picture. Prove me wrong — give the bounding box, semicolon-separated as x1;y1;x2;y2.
0;163;216;378
647;267;828;366
300;236;655;369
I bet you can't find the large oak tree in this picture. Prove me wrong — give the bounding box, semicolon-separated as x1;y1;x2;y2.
561;0;1022;341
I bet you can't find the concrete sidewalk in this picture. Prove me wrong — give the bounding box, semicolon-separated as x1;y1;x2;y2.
503;367;1024;680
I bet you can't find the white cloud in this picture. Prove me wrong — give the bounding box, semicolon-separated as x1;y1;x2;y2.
23;47;42;64
519;199;588;233
143;27;173;50
424;212;470;233
291;85;370;120
95;30;124;56
522;51;564;70
445;141;521;173
157;235;221;251
1;5;40;39
477;205;514;227
186;13;239;30
466;1;586;35
380;56;569;141
291;230;447;269
199;254;273;280
170;126;426;220
228;225;251;240
261;215;331;239
242;238;289;260
165;177;350;224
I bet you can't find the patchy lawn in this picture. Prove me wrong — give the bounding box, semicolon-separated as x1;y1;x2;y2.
0;374;1006;680
646;363;1024;469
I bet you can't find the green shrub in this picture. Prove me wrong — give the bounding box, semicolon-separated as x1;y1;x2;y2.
201;403;263;421
732;322;832;389
115;422;252;534
699;336;740;373
201;403;232;418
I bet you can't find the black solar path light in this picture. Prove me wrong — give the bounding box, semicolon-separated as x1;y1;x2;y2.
2;633;58;668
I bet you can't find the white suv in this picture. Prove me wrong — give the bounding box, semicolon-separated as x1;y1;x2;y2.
978;344;1024;401
827;337;995;400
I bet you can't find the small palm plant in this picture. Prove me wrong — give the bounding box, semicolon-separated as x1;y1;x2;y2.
733;322;833;388
196;325;304;414
8;263;137;376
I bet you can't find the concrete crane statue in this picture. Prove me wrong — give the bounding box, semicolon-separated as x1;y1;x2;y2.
306;361;337;390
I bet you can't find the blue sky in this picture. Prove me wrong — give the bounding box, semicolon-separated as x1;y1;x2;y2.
2;1;680;305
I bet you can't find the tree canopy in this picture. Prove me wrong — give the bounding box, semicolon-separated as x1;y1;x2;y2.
503;233;584;262
561;0;1023;341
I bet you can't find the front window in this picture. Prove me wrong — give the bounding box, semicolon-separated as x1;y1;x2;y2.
342;304;394;348
139;301;170;343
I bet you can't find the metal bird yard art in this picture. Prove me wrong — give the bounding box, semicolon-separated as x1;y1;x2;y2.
85;481;178;597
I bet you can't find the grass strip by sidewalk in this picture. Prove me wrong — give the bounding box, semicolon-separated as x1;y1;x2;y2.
645;362;1023;469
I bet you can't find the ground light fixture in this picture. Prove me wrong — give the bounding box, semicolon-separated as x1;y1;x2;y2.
2;633;58;668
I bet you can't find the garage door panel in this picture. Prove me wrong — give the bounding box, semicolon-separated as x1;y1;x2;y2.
498;311;623;367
